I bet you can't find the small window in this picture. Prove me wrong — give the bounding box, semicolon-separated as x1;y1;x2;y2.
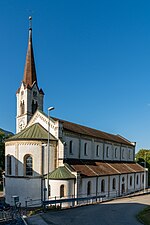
84;143;87;156
60;185;65;198
7;155;12;175
87;181;91;196
101;179;105;192
96;145;99;157
69;140;73;154
112;178;116;190
130;176;132;186
122;177;125;182
106;146;109;158
24;155;33;176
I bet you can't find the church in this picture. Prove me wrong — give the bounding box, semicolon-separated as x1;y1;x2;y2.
4;18;147;207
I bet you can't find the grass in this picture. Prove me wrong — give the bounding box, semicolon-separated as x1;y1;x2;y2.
137;206;150;225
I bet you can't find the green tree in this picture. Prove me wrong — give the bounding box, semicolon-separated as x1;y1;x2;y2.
136;149;150;185
0;131;5;179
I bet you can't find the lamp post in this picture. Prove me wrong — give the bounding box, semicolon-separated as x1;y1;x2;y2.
144;152;147;193
47;107;55;200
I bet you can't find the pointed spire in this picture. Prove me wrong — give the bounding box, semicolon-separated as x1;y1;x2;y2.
23;16;37;88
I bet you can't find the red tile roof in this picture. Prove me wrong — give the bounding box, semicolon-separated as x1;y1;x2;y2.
66;160;144;177
53;117;134;146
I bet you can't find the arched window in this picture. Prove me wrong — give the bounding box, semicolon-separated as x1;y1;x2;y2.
142;174;144;184
87;181;91;196
60;185;65;198
136;175;139;185
122;149;125;159
130;176;132;186
69;140;73;154
96;145;99;157
84;143;87;156
128;150;131;159
115;147;117;158
106;146;109;158
20;101;25;115
32;100;38;114
101;179;105;192
24;155;33;176
112;178;116;190
7;155;12;175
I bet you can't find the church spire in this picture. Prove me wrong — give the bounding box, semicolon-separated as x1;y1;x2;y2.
23;16;37;87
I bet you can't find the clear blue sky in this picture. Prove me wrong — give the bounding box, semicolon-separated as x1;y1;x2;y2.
0;0;150;151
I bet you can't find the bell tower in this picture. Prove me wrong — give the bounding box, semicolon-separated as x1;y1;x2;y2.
16;17;44;133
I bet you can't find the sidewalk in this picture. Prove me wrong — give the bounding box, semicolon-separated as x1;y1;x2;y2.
26;214;49;225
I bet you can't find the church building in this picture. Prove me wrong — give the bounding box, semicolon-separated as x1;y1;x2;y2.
4;18;147;207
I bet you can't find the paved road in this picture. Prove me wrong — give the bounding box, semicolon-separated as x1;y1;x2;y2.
27;194;150;225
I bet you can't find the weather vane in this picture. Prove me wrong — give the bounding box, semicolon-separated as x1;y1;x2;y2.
29;16;32;30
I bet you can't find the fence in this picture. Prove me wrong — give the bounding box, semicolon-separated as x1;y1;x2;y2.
25;187;150;210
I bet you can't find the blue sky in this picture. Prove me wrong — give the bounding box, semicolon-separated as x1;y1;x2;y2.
1;0;150;151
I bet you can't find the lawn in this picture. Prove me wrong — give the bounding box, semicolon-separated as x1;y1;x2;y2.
138;206;150;225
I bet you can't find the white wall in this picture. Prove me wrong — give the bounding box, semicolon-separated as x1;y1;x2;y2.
5;177;42;207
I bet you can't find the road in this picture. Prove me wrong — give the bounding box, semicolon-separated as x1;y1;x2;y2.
27;194;150;225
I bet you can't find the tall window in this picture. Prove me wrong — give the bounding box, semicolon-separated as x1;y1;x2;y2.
122;149;125;159
142;174;144;184
115;147;117;158
96;145;99;157
60;185;65;198
112;178;116;190
7;155;12;175
87;181;91;196
136;175;139;185
101;179;105;192
24;155;33;176
130;176;132;186
69;140;73;154
106;146;109;158
84;143;87;156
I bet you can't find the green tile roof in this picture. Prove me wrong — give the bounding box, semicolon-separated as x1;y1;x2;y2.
47;166;75;180
7;123;57;141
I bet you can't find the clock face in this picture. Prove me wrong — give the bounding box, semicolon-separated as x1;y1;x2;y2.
19;119;25;131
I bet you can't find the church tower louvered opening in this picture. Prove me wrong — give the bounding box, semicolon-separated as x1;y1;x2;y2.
16;17;44;133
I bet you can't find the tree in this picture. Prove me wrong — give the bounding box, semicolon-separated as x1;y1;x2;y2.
0;131;13;179
136;149;150;185
0;131;5;179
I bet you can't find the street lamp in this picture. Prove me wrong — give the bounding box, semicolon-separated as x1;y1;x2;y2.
47;107;55;199
144;152;147;193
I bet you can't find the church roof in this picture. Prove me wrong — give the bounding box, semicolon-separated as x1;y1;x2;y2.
52;117;134;147
47;166;75;180
65;159;144;177
7;123;56;141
